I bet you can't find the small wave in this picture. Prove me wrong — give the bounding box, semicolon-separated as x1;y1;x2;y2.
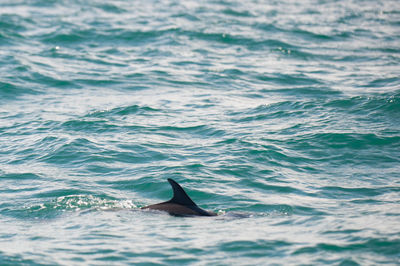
325;94;400;116
0;81;40;99
61;119;119;133
1;172;41;180
292;238;400;257
229;101;313;122
0;251;39;265
255;72;323;86
219;239;292;258
318;186;399;199
15;195;137;220
157;124;225;137
38;137;101;165
93;3;127;14
86;105;161;118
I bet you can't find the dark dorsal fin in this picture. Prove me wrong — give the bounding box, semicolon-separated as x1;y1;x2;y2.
167;178;198;207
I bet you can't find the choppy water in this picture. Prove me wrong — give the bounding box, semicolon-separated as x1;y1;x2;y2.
1;0;400;265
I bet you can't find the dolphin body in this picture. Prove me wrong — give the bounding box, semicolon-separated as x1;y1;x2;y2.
141;178;217;217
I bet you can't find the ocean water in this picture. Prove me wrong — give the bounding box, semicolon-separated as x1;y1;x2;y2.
1;0;400;265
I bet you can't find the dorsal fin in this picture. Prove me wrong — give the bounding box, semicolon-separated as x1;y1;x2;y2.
167;178;198;207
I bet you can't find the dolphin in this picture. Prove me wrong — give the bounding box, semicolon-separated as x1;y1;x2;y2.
141;178;217;217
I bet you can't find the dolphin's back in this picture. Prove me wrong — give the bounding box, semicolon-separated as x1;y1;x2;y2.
141;178;217;217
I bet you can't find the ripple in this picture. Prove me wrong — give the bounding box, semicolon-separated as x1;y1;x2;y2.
219;239;292;257
87;105;161;118
1;172;41;180
293;238;400;257
5;194;136;220
0;80;40;99
319;186;400;199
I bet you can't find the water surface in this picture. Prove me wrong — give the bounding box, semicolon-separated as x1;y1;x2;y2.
1;0;399;265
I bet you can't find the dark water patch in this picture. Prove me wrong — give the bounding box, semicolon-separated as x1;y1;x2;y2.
250;38;297;51
247;145;316;168
212;164;258;178
0;32;10;46
0;185;39;198
230;101;315;122
164;256;198;265
100;177;156;193
181;29;297;51
292;205;329;216
215;138;241;145
5;135;66;165
94;3;127;14
86;105;161;119
211;138;310;170
40;28;96;45
255;73;323;86
237;178;310;196
156;124;226;138
318;186;394;199
222;8;253;18
293;238;400;257
94;255;127;263
332;54;381;63
0;81;40;99
219;239;292;257
27;70;76;89
108;28;178;44
0;14;28;32
255;22;288;35
184;101;217;109
107;105;159;116
275;47;330;61
0;252;47;266
0;14;30;46
364;76;399;89
41;27;179;48
219;68;247;79
260;85;341;97
64;53;129;68
376;47;400;54
34;135;64;150
171;59;211;68
171;11;201;22
292;27;351;42
182;30;251;46
282;130;400;165
294;132;400;151
108;147;169;165
152;76;210;88
323;229;363;236
85;164;125;175
324;95;400;122
38;137;97;165
39;136;169;166
74;77;122;87
61;119;119;133
311;257;362;266
0;172;41;180
347;198;385;205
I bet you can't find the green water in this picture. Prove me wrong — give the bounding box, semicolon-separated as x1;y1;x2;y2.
1;0;399;265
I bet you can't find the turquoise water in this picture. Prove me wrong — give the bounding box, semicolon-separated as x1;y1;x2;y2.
1;0;400;265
